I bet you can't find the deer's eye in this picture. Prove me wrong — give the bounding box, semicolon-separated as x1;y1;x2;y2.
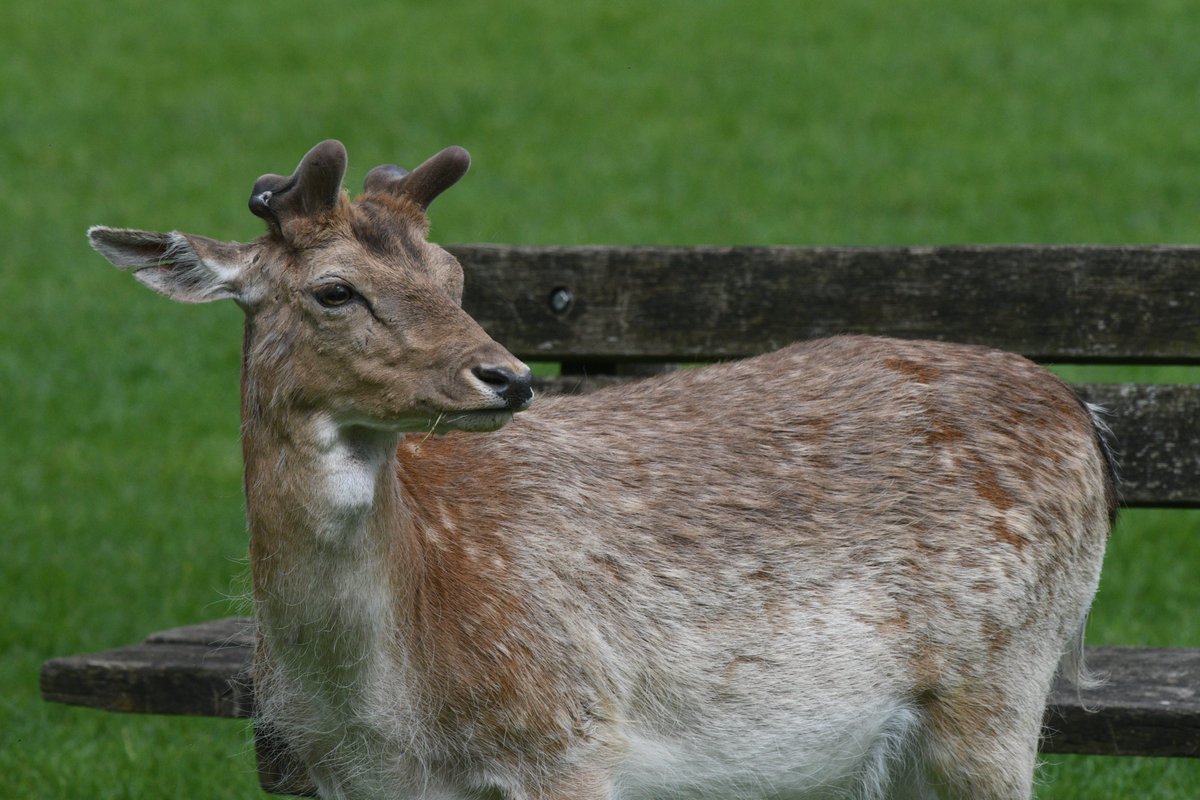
314;283;355;308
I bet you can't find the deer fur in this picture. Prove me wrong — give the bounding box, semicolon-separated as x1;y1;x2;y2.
89;140;1115;800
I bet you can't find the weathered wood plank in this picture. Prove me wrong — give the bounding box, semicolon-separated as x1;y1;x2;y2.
1076;384;1200;507
452;245;1200;363
38;625;1200;796
40;640;252;718
533;376;1200;508
40;621;1200;764
1043;647;1200;757
144;616;254;648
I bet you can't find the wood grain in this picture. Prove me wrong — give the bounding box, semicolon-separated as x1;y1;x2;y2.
453;245;1200;363
40;618;1200;779
530;377;1200;508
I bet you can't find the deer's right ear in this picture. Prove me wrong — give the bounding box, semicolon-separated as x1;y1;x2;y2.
88;226;250;305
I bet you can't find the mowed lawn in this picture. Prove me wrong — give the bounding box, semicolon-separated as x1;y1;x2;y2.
3;0;1200;796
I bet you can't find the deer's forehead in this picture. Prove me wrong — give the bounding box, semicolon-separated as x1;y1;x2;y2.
299;240;401;279
258;230;439;289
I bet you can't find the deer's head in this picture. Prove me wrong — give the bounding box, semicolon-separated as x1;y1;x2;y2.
89;140;533;435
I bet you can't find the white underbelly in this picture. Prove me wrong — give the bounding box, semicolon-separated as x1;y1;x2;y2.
613;703;921;800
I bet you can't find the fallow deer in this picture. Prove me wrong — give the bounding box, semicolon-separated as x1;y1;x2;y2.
89;140;1115;799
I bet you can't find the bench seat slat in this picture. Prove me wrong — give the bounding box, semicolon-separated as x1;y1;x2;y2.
143;616;255;648
1045;647;1200;757
40;619;253;719
41;619;1200;762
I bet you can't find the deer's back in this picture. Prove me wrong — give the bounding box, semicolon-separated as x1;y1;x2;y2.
465;335;1111;569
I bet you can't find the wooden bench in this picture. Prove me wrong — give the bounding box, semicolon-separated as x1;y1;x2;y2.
41;245;1200;794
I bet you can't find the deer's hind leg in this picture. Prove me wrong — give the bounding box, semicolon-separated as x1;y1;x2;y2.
917;688;1044;800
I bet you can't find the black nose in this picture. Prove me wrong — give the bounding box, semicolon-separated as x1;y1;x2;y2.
472;365;534;409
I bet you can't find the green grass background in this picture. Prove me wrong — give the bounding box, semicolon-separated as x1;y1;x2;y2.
3;0;1200;796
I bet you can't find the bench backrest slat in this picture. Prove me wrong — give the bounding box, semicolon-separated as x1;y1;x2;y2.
1028;383;1193;508
453;245;1200;364
454;245;1200;510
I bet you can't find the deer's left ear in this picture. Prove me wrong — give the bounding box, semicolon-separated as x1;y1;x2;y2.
88;226;250;305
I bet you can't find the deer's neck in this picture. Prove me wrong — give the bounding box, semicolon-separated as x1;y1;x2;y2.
242;408;417;675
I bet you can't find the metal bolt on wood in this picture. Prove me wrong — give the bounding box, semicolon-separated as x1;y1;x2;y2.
549;287;573;314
